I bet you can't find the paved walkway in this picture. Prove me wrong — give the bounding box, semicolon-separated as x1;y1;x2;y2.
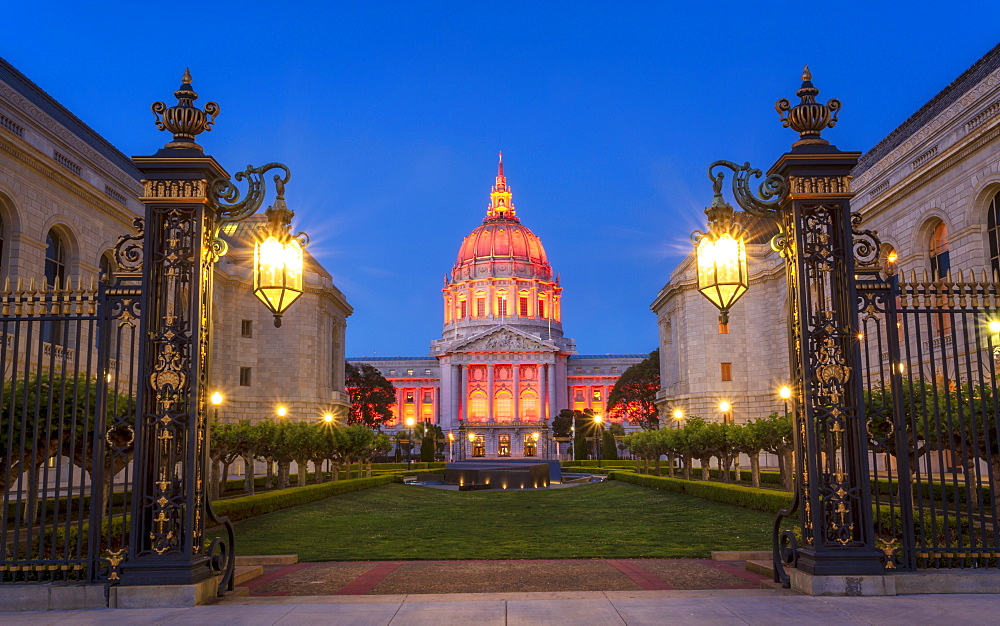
245;559;768;596
3;591;1000;624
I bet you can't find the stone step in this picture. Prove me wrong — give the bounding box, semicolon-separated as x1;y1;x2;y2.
234;565;264;586
746;560;775;576
234;554;299;566
711;551;771;562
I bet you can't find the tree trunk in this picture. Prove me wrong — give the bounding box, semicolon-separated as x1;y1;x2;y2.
243;454;255;495
654;456;661;476
297;460;307;487
367;460;373;478
667;454;675;478
278;461;291;490
780;448;794;491
636;456;642;473
718;457;729;483
221;460;232;496
312;459;325;483
265;457;274;490
209;459;220;501
683;455;691;480
733;454;741;483
700;457;711;481
750;453;761;488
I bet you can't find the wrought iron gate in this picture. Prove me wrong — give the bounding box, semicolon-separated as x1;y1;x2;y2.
0;226;141;583
857;268;1000;570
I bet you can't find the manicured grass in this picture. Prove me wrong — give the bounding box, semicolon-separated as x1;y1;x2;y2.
232;481;772;561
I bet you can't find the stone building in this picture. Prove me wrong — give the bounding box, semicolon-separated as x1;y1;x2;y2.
652;43;1000;424
350;156;645;458
0;57;352;424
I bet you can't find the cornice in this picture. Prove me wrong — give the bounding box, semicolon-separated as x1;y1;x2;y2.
0;133;138;225
854;63;1000;192
0;83;142;193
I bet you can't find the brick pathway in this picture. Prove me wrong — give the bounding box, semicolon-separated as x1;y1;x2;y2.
245;559;769;596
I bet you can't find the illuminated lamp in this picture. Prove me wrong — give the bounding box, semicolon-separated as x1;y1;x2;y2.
691;175;748;325
323;413;334;423
254;179;309;328
276;405;288;418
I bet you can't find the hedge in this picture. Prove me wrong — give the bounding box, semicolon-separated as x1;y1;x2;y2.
212;474;401;523
608;470;796;516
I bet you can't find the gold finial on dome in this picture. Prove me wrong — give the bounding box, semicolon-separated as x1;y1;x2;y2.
486;152;518;222
776;65;841;147
151;69;220;150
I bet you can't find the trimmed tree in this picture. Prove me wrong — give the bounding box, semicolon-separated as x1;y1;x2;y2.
607;349;661;430
345;363;396;430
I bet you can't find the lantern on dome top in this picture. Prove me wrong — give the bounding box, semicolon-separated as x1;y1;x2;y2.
691;171;748;325
253;179;308;327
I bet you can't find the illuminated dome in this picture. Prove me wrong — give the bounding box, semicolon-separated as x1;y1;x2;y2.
451;155;553;282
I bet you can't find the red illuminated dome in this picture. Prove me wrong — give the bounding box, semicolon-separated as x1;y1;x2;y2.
452;154;553;282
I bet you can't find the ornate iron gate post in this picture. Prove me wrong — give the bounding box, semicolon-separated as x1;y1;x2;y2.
123;73;226;586
772;70;884;576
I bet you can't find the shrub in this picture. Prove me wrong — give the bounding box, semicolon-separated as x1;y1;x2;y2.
212;474;400;523
608;470;795;516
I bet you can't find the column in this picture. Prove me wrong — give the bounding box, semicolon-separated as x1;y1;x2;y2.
546;362;557;422
416;385;423;423
459;365;467;422
486;364;494;422
513;364;520;422
538;364;547;423
439;365;451;427
434;387;440;425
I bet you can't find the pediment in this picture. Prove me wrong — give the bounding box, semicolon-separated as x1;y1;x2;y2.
451;327;557;353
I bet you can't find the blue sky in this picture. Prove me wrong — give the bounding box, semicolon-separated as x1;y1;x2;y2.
3;2;997;356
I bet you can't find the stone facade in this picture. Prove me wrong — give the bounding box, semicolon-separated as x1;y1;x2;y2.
652;43;1000;425
0;57;352;426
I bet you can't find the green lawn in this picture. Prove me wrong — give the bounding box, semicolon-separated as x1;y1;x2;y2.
232;481;773;561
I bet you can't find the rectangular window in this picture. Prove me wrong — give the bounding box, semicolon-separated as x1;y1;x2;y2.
241;319;253;337
424;369;432;375
538;299;546;318
519;296;529;317
721;362;732;382
459;300;468;318
239;367;252;386
407;369;414;376
592;389;602;401
423;391;433;403
496;298;508;317
406;392;415;403
718;321;729;334
389;369;396;376
498;434;511;457
476;297;485;317
523;434;537;457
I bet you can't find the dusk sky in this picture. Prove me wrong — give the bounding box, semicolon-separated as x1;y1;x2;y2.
3;2;997;357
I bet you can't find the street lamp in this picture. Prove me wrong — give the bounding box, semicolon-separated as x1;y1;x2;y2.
672;408;684;429
594;413;604;468
468;431;476;459
405;417;416;469
323;413;334;423
719;401;732;424
448;431;454;462
779;385;792;418
691;174;749;325
251;177;309;328
531;431;540;458
276;405;288;418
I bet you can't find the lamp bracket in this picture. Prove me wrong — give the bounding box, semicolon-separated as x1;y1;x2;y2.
210;162;291;225
708;160;787;222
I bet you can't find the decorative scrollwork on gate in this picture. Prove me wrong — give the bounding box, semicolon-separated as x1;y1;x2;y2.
708;160;788;223
851;213;882;270
113;217;145;275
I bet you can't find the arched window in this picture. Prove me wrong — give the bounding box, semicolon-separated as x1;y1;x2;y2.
988;192;1000;279
469;391;487;422
520;389;538;420
99;251;114;282
45;230;66;288
495;390;512;422
43;230;67;346
929;222;950;281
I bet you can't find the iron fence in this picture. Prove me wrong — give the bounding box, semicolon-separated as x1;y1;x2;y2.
0;273;139;583
858;270;1000;570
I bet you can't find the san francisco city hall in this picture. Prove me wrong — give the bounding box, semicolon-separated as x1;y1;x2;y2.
349;156;644;458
